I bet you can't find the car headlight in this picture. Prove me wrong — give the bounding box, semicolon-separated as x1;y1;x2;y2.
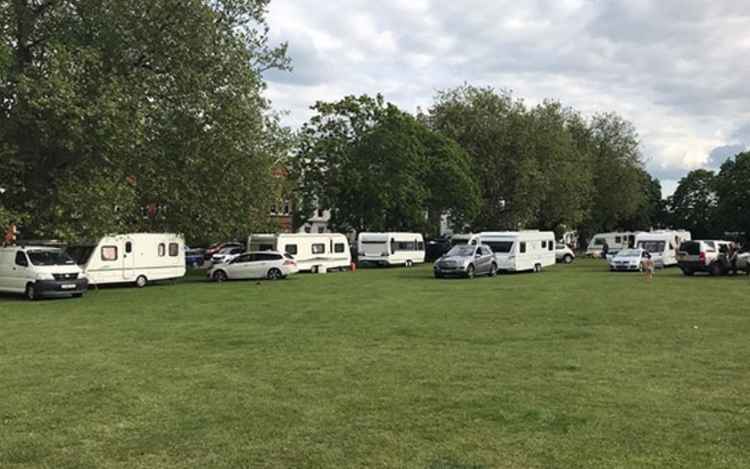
36;272;54;281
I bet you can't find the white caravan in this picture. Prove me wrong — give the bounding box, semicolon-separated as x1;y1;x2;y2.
635;230;692;267
358;232;426;267
468;231;556;273
66;233;186;287
0;246;88;300
586;232;640;257
247;233;351;273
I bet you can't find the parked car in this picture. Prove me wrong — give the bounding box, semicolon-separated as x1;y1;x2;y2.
210;246;245;264
433;244;497;279
185;248;205;268
736;252;750;274
555;243;575;264
425;237;451;263
676;240;731;276
608;248;650;272
0;246;88;300
208;251;297;281
204;241;244;260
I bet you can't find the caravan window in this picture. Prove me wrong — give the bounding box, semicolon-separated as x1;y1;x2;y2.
615;236;622;244
312;243;325;254
486;241;513;253
593;238;605;246
395;241;417;251
158;243;166;257
101;246;118;261
169;243;179;257
417;241;424;251
541;241;547;249
334;243;346;253
548;241;554;251
638;241;665;253
520;242;527;254
285;244;298;255
125;242;133;254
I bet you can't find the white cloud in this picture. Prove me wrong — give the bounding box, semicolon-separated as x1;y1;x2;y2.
264;0;750;187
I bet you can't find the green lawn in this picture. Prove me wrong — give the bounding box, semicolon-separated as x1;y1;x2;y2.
1;259;749;468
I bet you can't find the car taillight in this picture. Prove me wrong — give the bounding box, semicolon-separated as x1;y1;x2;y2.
284;260;296;266
699;252;706;263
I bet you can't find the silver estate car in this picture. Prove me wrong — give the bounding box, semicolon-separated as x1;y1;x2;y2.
434;244;497;279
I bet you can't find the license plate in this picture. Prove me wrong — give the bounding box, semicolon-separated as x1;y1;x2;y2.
61;284;76;290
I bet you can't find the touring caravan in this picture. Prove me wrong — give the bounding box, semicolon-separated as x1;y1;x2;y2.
358;232;426;267
586;232;640;257
66;233;186;287
247;233;351;273
635;230;692;267
472;231;556;273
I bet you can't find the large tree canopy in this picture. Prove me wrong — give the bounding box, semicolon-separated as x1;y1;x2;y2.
666;169;718;239
715;152;750;241
292;94;479;235
1;0;290;243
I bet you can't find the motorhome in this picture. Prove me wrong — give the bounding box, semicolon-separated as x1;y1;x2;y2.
247;233;351;273
635;230;691;267
357;232;425;267
471;231;556;273
585;232;640;257
0;245;88;300
66;233;186;287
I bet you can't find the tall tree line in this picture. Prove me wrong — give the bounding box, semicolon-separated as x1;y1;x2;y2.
295;86;664;239
1;0;290;244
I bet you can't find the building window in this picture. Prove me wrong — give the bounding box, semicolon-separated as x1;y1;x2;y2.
102;246;118;261
334;243;345;253
312;243;325;254
519;242;527;254
285;244;298;255
158;243;166;257
169;243;179;257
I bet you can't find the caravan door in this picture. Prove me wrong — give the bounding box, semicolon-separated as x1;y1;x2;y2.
122;239;136;281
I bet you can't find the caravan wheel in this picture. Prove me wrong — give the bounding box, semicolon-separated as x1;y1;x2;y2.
405;260;413;268
135;275;148;288
534;264;543;273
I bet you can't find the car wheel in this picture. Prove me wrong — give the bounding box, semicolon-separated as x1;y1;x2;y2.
489;263;497;277
466;265;475;279
135;275;148;288
212;270;227;282
563;255;573;264
25;283;37;301
267;268;283;280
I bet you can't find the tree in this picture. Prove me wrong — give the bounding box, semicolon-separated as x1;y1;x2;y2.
666;169;717;239
715;152;750;241
1;0;290;243
292;95;479;235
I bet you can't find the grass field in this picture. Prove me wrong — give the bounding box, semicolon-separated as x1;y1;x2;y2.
1;259;749;468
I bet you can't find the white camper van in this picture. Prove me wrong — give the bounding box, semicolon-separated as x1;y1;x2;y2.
586;232;640;257
0;245;88;300
66;233;186;287
469;231;556;273
635;230;692;267
358;232;426;267
247;233;351;273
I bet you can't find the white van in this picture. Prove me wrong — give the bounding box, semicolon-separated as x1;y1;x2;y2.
358;232;426;267
0;246;88;300
66;233;186;287
470;231;556;273
247;233;351;273
586;232;640;257
635;230;692;267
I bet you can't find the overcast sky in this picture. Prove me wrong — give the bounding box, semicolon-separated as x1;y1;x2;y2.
264;0;750;197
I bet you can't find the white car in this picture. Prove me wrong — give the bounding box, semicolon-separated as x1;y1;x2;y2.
210;246;245;264
555;243;575;264
608;248;650;272
208;251;297;281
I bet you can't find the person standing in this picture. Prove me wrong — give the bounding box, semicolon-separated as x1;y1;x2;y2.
642;252;655;281
601;241;609;259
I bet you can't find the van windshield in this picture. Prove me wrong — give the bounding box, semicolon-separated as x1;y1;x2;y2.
66;246;95;265
27;249;76;266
